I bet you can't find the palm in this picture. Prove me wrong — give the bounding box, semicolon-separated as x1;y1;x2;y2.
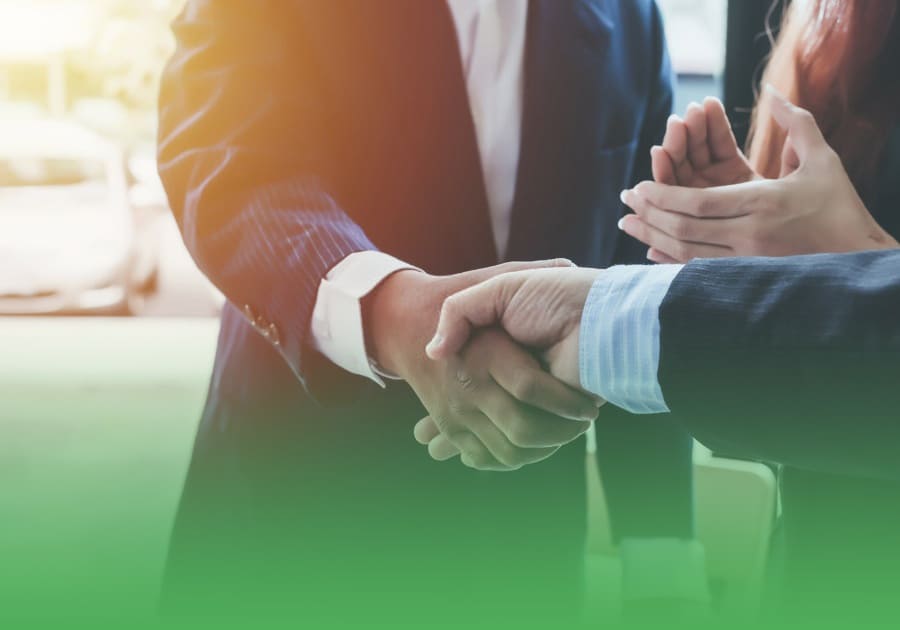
680;154;758;188
655;98;761;189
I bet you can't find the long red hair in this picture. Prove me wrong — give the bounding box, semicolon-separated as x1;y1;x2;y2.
750;0;900;191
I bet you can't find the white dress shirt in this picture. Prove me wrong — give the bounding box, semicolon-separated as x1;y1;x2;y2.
311;0;528;382
308;3;709;602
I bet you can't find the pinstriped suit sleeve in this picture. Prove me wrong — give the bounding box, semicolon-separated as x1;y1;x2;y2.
157;2;376;394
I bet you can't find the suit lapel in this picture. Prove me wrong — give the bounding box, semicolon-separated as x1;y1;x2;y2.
506;0;614;263
398;0;499;268
345;0;499;271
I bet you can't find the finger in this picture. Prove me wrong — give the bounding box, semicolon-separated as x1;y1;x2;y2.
703;97;742;163
627;192;739;248
647;248;681;264
442;426;507;470
427;433;462;461
458;412;553;471
626;181;751;218
684;102;712;170
618;215;732;263
479;388;590;449
414;416;442;445
765;84;827;163
662;115;692;184
651;146;677;185
426;273;530;360
484;339;598;422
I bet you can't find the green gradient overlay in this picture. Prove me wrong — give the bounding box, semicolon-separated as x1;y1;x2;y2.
3;319;900;628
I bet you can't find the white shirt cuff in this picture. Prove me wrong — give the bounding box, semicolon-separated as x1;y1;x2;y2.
310;251;421;384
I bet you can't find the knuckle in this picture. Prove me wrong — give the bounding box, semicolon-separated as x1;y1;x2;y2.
445;396;469;418
455;366;480;393
695;197;716;217
442;294;460;314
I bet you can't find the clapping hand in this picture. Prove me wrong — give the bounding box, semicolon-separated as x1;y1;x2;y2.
619;86;896;263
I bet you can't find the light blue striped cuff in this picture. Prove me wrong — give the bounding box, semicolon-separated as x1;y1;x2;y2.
579;264;683;414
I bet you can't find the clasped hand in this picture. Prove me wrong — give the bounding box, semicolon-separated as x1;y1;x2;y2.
413;267;604;469
369;260;599;472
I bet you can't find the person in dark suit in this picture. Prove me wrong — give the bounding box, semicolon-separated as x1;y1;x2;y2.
615;0;900;615
156;0;700;621
424;87;900;620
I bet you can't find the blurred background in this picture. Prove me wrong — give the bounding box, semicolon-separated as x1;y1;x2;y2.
0;0;724;321
2;0;773;620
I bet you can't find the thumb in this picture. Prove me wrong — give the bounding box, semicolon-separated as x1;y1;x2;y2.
765;83;826;163
425;272;529;361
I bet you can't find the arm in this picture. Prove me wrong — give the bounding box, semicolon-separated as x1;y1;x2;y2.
159;2;596;462
426;249;900;481
158;2;376;395
660;250;900;481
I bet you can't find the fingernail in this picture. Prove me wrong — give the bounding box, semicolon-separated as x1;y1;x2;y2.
619;190;629;204
617;217;627;230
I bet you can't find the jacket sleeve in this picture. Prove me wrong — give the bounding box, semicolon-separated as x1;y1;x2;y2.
659;250;900;481
157;1;377;397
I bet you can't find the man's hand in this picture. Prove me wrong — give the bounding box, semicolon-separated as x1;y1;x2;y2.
416;267;605;466
368;260;600;471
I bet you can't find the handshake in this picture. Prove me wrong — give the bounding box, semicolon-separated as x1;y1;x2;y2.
420;263;608;470
369;259;604;472
370;88;877;471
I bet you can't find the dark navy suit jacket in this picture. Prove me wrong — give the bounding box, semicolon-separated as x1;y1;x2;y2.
157;0;691;614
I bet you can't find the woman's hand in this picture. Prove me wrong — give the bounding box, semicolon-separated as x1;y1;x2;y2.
651;97;759;190
622;87;897;263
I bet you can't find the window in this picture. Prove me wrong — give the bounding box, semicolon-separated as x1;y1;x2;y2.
656;0;728;112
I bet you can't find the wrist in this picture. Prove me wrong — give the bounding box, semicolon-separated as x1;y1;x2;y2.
367;269;441;376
